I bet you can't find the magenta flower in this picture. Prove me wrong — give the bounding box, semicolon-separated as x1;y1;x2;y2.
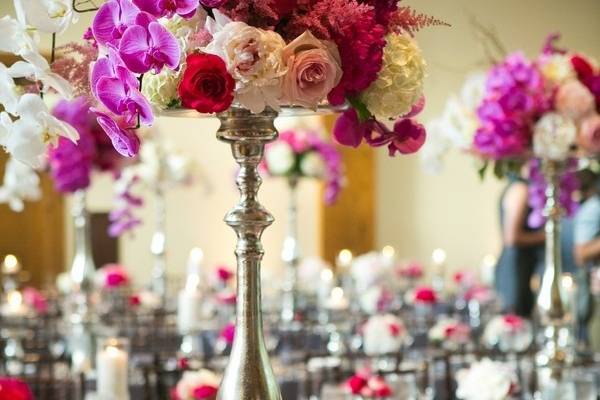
0;377;33;400
90;50;139;98
94;111;141;157
22;287;49;315
92;0;148;47
133;0;199;18
192;385;218;399
387;119;427;156
96;73;154;126
119;22;180;74
219;322;235;345
333;109;370;148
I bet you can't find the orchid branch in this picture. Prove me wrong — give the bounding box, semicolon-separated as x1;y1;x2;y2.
72;0;102;13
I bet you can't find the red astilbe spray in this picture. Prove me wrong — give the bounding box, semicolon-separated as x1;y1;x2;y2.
51;42;98;98
391;6;450;37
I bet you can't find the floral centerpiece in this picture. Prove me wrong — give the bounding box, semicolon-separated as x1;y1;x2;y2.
428;317;471;349
455;359;519;400
95;263;131;290
362;313;409;356
424;35;600;227
171;369;220;400
84;0;445;157
0;377;33;400
345;369;393;399
263;128;343;204
482;314;533;353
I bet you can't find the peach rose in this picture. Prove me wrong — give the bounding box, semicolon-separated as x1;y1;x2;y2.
281;31;343;109
555;80;596;121
579;114;600;154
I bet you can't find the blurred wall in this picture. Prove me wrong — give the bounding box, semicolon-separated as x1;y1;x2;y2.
376;0;600;276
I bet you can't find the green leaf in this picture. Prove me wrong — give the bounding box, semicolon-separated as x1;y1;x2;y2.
493;160;506;180
347;97;372;123
478;161;489;181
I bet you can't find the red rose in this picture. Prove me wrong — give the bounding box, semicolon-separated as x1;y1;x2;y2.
0;378;33;400
571;54;595;80
345;375;367;394
192;385;218;399
414;286;438;304
179;53;235;114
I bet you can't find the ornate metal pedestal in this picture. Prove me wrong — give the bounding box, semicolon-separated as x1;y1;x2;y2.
536;160;573;379
280;176;300;325
216;108;282;400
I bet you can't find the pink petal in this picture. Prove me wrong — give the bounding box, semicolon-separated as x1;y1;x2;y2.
403;96;426;118
389;119;426;156
95;111;141;157
120;0;143;24
148;22;180;70
96;77;127;115
129;88;154;125
132;0;162;16
333;109;368;148
119;25;151;74
90;57;112;97
176;0;200;16
92;1;121;46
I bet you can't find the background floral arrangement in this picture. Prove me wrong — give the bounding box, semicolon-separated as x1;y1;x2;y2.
345;369;393;399
361;313;409;356
263;128;343;204
482;314;533;353
428;317;471;348
423;35;600;227
86;0;445;158
171;369;220;400
455;359;518;400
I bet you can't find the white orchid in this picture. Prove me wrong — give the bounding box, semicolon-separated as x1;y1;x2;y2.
8;50;74;99
13;0;76;34
0;64;20;114
0;15;38;55
0;156;42;212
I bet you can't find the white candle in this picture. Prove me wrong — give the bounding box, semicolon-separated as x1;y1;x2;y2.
432;248;447;293
178;247;205;334
325;287;349;310
2;254;20;274
336;249;353;271
381;245;396;267
96;340;129;400
318;268;334;307
1;290;28;317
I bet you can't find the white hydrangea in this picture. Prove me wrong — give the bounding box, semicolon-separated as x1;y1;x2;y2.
361;33;426;121
142;69;182;110
265;141;294;175
456;359;517;400
533;112;576;161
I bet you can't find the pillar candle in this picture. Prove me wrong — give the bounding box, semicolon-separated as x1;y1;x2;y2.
96;339;129;400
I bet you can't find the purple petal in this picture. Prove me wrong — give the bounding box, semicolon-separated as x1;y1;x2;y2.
148;22;180;70
129;88;154;125
92;1;121;47
333;109;368;148
120;0;143;24
96;77;127;115
388;119;426;156
95;112;141;157
119;25;151;73
90;57;112;97
131;0;162;16
176;0;200;16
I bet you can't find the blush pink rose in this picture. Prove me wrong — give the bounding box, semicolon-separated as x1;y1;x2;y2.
555;80;595;121
579;113;600;154
282;31;343;109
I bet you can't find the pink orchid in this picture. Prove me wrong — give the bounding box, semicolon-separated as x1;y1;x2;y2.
92;0;151;47
90;50;138;98
22;287;49;315
94;111;141;157
96;72;154;127
119;22;180;74
133;0;199;18
333;108;371;148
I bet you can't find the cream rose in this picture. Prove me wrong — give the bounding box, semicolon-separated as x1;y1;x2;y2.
533;112;576;161
281;31;342;109
579;114;600;155
555;80;596;122
205;12;287;113
539;54;576;84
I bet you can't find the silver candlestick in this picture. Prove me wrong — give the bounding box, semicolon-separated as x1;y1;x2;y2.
150;186;168;302
280;175;300;325
215;108;281;400
536;159;573;379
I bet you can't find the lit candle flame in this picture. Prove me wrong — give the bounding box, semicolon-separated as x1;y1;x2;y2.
382;245;395;259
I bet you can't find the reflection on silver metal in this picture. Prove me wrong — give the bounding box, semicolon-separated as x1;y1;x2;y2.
70;190;96;293
150;187;168;301
216;108;282;400
536;160;572;376
281;176;300;324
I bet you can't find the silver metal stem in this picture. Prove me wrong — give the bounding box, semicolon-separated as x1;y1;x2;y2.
216;108;282;400
536;159;571;376
280;176;300;324
69;190;96;293
150;187;167;301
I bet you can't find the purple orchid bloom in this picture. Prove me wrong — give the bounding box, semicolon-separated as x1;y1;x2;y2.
92;0;148;47
95;66;154;127
94;110;141;157
333;109;370;148
388;119;426;156
119;22;180;74
91;49;139;97
132;0;199;18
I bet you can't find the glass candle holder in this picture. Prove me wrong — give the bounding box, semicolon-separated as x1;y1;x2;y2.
96;337;130;400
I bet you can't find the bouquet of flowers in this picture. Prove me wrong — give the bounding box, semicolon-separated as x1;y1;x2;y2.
423;35;600;227
362;313;409;356
85;0;445;158
428;317;471;348
482;314;533;353
171;369;220;400
456;359;518;400
263;129;343;204
95;263;131;290
345;370;393;399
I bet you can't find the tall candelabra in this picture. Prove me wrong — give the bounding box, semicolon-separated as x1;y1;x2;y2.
280;175;300;325
215;108;282;400
536;159;573;379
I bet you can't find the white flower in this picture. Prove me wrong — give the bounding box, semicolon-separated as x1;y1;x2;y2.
359;286;386;315
175;370;220;400
363;314;409;356
0;156;41;212
350;252;391;292
533;112;576;161
14;0;76;34
2;94;79;167
136;290;162;310
162;7;207;53
0;15;37;55
361;33;426;120
482;315;533;352
205;11;287;113
265;141;294;175
0;63;20;114
142;69;182;110
8;50;74;99
428;317;470;346
539;54;575;85
298;257;331;293
300;151;326;178
456;359;517;400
